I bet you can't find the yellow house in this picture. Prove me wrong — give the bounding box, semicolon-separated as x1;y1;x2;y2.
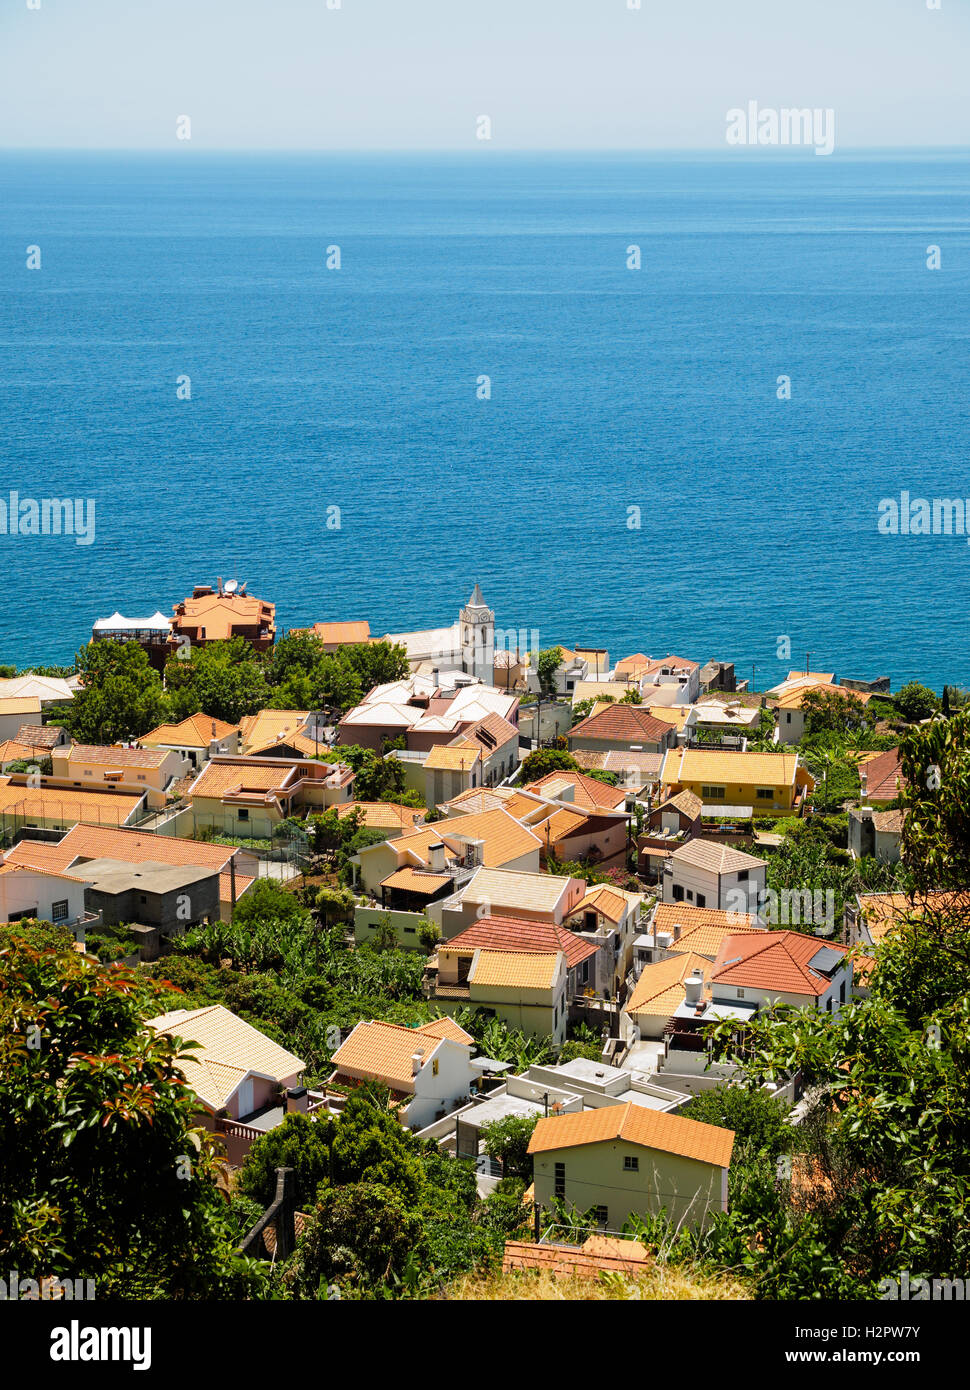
659;747;814;817
528;1101;734;1230
443;948;569;1046
51;743;188;811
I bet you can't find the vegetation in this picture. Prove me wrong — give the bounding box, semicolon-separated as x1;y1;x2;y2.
518;747;579;782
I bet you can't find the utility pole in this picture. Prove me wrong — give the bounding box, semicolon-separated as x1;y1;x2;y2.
751;663;756;694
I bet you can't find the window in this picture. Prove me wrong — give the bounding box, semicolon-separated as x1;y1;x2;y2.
432;1058;439;1076
136;774;146;782
701;785;726;799
554;1162;566;1197
696;893;706;908
594;1206;608;1228
737;988;745;999
672;884;685;902
785;711;792;724
840;981;846;1003
737;870;748;882
404;927;415;935
756;789;774;801
51;900;69;922
237;808;249;820
686;890;694;902
624;1155;639;1171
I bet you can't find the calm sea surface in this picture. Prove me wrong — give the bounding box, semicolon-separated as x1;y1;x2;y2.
1;150;968;689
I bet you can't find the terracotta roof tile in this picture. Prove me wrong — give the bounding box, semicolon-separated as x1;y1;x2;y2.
569;704;674;745
528;1101;734;1168
711;931;847;996
447;915;598;968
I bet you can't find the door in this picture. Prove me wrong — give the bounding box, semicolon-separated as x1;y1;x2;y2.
236;1077;254;1119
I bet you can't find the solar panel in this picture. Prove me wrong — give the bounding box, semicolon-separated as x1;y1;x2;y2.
808;947;843;976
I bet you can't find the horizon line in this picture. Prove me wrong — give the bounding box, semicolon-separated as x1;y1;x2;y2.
1;144;969;156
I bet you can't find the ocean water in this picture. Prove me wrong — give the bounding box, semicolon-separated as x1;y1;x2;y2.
1;150;968;690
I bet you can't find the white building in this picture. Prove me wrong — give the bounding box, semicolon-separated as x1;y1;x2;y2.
384;584;496;683
329;1017;482;1129
663;838;767;913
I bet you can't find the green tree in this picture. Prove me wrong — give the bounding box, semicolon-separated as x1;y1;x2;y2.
535;647;564;697
65;641;165;743
164;637;271;724
240;1111;335;1209
519;747;579;782
0;935;262;1297
894;681;940;724
899;706;970;890
480;1114;539;1180
295;1182;427;1293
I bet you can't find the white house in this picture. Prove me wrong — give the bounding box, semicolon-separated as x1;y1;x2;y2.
329;1017;480;1129
710;931;852;1015
0;858;92;933
663;838;767;913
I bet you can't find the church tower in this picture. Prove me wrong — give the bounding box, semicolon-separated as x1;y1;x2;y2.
460;583;494;682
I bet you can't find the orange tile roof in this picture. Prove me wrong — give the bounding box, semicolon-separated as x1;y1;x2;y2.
305;620;370;645
63;743;172;769
712;931;847;996
238;710;312;752
425;741;482;772
528;1101;734;1168
856;747;904;802
5;824;254;910
331;1019;466;1091
172;590;275;643
190;759;296;799
415;1017;475;1044
0;779;144;820
569;704;674;745
669;838;767;874
469;949;563;990
447;915;599;968
465;712;519;752
854;890;961;944
141;713;239;749
381;866;452;894
414;808;543;868
649;903;760;958
568;885;630;924
336;800;424;831
146;1004;303;1110
627;951;712;1017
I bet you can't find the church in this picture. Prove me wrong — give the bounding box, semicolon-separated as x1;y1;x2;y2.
383;585;495;682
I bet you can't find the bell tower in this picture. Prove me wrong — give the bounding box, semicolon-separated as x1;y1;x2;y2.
460;583;494;682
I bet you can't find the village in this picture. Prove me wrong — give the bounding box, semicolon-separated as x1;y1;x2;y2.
0;577;961;1298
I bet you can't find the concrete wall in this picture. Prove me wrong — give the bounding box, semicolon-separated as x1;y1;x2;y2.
0;867;88;926
354;905;431;949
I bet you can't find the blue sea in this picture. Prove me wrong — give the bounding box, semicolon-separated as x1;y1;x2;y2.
1;150;969;690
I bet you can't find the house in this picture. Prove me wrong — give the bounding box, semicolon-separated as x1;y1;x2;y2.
856;748;905;804
295;619;371;651
337;672;518;756
0;673;77;712
691;700;761;740
844;890;959;950
0;856;93;934
528;1102;734;1230
633;902;762;972
570;749;664;796
710;931;852;1015
429;864;587;938
0;697;44;742
699;660;736;694
237;709;326;758
5;823;257;920
568;703;677;756
770;677;873;745
625;950;716;1038
433;915;601;1028
524;769;628;815
329;1017;479;1129
352;809;543;898
659;747;814;817
629;655;701;707
79;857;221;949
170;581;276;654
663;837;768;914
500;788;631;870
187;754;354;839
637;789;703;879
140;713;240;770
562;884;644;994
0;777;146;833
0;723;69;770
50;743;188;811
336;800;425;835
443;947;569;1046
145;1004;305;1163
848;806;905;863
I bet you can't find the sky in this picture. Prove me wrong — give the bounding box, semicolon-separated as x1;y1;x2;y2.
0;0;968;151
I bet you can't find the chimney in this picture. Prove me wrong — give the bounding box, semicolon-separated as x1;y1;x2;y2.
285;1086;309;1115
411;1052;423;1076
684;969;704;1005
428;841;446;873
673;921;682;941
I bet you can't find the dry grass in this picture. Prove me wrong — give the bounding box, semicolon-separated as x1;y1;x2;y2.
443;1264;751;1301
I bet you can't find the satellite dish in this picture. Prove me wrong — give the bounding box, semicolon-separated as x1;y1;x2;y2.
224;580;238;595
